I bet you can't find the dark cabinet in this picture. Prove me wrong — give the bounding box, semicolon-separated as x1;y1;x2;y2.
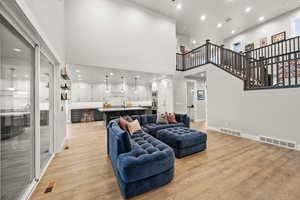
71;109;104;123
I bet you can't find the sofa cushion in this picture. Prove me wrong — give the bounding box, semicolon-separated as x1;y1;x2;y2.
157;127;207;149
117;131;174;183
156;113;168;124
139;114;157;125
142;123;185;137
127;120;142;134
119;117;129;131
167;113;177;123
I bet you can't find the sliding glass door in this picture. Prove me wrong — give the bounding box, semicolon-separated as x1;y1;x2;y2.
40;53;54;170
0;17;35;200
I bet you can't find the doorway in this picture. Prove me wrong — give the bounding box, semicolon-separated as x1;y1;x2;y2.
186;81;195;121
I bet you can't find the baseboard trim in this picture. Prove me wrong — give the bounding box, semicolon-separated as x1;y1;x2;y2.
207;126;299;151
194;119;206;123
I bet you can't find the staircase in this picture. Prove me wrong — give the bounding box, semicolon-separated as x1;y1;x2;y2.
176;37;300;90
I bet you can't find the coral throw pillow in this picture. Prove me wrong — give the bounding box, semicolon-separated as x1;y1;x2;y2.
167;113;177;123
119;117;129;131
127;120;142;134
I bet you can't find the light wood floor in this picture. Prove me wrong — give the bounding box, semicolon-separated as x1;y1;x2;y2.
30;122;300;200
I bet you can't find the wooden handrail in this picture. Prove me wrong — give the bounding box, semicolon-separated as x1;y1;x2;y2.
176;39;300;90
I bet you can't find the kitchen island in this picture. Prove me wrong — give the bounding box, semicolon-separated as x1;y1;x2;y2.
99;107;150;125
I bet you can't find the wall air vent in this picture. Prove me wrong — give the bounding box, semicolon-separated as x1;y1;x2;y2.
220;128;241;137
259;136;296;150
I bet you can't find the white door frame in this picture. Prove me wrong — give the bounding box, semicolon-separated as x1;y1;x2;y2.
185;80;197;121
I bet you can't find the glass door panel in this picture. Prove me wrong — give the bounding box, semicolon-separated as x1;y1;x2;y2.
40;53;53;170
0;17;35;200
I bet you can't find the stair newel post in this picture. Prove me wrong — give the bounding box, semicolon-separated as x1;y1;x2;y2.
206;39;210;63
244;52;251;90
182;53;186;71
220;44;225;67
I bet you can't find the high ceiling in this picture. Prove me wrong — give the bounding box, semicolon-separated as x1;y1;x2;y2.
129;0;300;44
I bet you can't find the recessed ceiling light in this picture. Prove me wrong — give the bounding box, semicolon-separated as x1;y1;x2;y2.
192;40;197;44
75;69;80;73
245;7;252;13
200;15;206;21
136;75;140;78
77;74;81;78
259;16;265;21
13;48;21;52
110;72;114;76
7;87;16;91
231;30;236;34
217;23;223;28
176;3;182;10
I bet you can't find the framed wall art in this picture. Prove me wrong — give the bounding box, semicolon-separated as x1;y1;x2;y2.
260;37;268;47
245;43;254;52
271;32;286;44
197;90;205;100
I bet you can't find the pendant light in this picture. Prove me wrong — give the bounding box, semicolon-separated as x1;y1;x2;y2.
134;76;138;94
120;76;125;93
105;75;110;93
7;68;16;91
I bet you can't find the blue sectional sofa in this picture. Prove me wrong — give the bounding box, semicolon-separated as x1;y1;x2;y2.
107;120;175;199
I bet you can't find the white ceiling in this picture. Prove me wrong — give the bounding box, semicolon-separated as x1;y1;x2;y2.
129;0;300;44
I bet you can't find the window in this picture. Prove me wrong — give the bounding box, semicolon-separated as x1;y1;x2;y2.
233;42;241;52
293;18;300;36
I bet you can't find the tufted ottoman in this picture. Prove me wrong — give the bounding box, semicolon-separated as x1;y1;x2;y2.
157;127;207;158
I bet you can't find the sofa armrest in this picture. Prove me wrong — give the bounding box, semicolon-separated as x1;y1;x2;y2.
175;114;190;128
117;148;174;183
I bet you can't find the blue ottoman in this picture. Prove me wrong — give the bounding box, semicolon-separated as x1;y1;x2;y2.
157;127;207;158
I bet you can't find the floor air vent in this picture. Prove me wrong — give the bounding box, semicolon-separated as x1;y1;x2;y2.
220;128;241;137
259;136;296;150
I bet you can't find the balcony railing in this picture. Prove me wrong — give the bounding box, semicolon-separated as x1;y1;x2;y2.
176;37;300;90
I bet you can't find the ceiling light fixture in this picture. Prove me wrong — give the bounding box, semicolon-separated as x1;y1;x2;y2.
259;16;265;21
75;69;80;73
217;23;223;28
105;75;110;93
245;7;252;13
192;40;197;44
200;15;206;21
231;30;236;34
176;3;182;10
120;76;125;93
13;48;21;52
110;72;114;76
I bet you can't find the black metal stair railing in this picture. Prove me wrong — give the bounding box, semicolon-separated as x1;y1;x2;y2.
176;37;300;90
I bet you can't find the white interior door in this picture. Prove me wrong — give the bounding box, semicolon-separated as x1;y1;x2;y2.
186;81;195;121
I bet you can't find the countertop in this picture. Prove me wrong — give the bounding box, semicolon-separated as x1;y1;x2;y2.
98;107;148;112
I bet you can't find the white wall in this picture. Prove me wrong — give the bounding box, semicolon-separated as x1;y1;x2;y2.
65;0;176;75
157;79;174;113
195;79;207;122
17;0;66;152
224;8;300;51
182;64;300;146
17;0;65;62
71;81;152;103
